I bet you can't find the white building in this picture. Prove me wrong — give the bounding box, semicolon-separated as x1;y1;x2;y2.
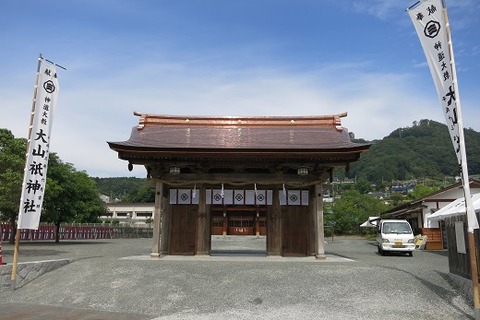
383;179;480;250
101;202;154;226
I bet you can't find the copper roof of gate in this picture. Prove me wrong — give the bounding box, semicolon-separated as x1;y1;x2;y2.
108;112;371;153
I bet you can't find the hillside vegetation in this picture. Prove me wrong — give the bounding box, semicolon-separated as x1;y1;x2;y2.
348;119;480;183
93;177;147;200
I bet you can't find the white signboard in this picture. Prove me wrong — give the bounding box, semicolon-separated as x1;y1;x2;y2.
455;221;466;254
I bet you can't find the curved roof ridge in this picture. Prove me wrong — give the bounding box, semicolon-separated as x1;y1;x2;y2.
133;111;347;130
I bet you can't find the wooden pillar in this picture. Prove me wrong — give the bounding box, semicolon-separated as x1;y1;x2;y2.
309;187;316;256
222;210;227;236
255;209;260;237
151;181;163;258
267;186;282;256
196;185;210;255
315;183;326;259
160;192;170;255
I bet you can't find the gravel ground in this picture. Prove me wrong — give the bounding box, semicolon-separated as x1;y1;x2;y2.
0;236;475;320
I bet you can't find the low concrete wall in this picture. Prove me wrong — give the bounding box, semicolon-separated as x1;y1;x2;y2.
1;259;71;289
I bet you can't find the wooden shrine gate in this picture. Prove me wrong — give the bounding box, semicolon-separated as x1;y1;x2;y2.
109;112;371;259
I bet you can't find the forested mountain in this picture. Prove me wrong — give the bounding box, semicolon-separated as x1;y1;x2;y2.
348;119;480;183
94;119;480;198
93;177;147;200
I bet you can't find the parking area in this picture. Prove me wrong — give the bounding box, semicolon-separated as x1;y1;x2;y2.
0;237;475;319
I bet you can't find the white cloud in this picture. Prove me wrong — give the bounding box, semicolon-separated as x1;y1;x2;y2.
352;0;406;20
1;58;455;177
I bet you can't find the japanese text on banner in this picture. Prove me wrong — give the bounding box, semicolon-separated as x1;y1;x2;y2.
407;0;461;163
407;0;479;231
17;60;59;230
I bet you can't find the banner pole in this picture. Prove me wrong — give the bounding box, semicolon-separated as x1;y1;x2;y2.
10;229;21;290
10;54;43;290
443;6;480;316
0;225;6;265
468;231;480;318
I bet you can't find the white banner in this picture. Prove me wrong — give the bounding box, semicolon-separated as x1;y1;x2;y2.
245;190;272;206
17;59;59;230
207;189;225;205
407;0;460;162
408;0;479;231
233;189;245;205
279;190;309;206
169;189;199;204
172;189;273;205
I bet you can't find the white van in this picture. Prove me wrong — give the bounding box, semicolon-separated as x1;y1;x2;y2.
376;219;415;256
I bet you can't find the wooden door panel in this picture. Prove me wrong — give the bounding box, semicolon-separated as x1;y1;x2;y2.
170;206;196;255
282;207;308;256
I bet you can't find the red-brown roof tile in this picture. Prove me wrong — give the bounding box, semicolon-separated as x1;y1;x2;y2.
108;112;369;152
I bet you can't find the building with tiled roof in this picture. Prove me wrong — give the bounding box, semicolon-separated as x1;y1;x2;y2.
108;111;370;258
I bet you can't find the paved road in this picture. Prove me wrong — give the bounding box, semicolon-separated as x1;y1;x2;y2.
0;236;475;319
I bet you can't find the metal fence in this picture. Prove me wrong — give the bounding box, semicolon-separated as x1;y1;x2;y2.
0;223;153;241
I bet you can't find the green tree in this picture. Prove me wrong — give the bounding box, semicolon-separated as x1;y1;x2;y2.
408;183;440;201
388;193;405;207
0;129;27;243
72;172;107;223
123;185;155;202
331;190;388;235
42;153;106;242
354;178;373;194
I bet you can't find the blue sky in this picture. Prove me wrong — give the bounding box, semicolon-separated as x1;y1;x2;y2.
1;0;479;178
